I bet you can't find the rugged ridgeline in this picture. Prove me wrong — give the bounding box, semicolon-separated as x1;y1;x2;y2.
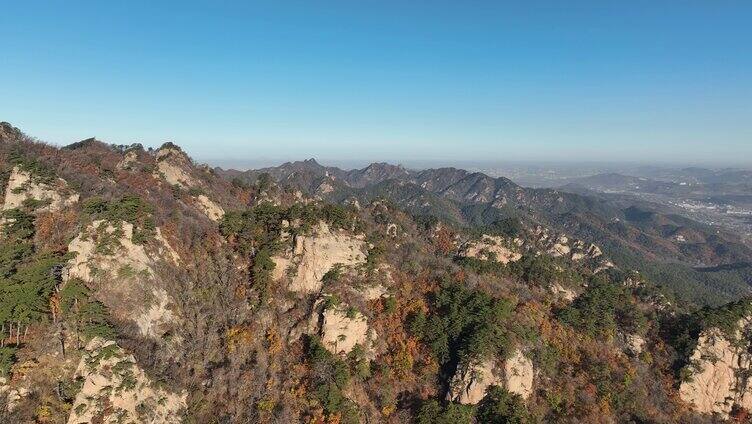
0;121;752;423
220;159;752;306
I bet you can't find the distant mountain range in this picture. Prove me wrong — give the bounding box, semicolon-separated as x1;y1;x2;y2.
219;159;752;305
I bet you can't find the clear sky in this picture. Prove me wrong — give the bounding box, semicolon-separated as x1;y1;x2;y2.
1;1;750;166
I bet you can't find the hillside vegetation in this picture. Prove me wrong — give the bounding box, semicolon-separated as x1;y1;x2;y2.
1;122;751;423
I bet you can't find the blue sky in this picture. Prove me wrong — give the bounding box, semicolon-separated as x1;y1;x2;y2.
1;1;750;166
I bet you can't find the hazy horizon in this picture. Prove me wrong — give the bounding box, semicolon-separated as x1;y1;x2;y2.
204;156;752;173
8;122;752;171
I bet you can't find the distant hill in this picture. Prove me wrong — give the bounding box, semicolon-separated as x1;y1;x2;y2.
221;161;752;305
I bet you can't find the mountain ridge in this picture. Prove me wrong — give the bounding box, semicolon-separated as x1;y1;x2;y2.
3;122;752;422
220;159;752;305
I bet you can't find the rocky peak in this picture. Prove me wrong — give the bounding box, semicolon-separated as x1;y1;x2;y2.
347;162;411;187
0;122;23;142
155;142;190;163
63;137;102;150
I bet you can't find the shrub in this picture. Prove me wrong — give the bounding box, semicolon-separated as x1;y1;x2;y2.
305;336;357;419
558;275;644;340
60;279;115;340
8;150;57;184
487;217;523;238
383;296;397;314
321;265;342;286
416;399;474;424
0;347;17;376
83;196;155;244
251;248;276;302
410;279;513;375
476;386;530;423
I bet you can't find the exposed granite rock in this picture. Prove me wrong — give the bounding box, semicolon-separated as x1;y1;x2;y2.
620;333;646;356
447;357;504;405
116;150;139;170
272;222;366;293
196;194;224;221
459;234;522;264
0;377;28;411
0;122;22;141
550;282;577;302
2;166;79;212
65;220;178;338
67;338;186;424
446;349;534;405
320;304;373;356
153;146;224;221
504;349;534;399
679;318;752;418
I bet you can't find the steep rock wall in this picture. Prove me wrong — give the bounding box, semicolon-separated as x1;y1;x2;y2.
679;319;752;417
272;222;366;293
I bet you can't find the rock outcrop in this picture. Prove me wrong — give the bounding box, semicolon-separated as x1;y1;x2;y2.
67;338;186;424
620;333;646;356
446;357;504;404
679;318;752;418
503;349;534;399
153;146;225;221
272;222;367;293
459;234;522;264
116;150;139;170
196;194;224;221
0;377;28;411
446;349;534;404
65;220;177;338
320;304;373;355
550;283;577;302
0;122;22;141
155;154;196;189
531;227;612;272
2;166;79;212
66;220;153;283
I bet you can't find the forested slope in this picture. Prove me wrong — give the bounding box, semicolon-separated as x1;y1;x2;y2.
0;122;750;423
